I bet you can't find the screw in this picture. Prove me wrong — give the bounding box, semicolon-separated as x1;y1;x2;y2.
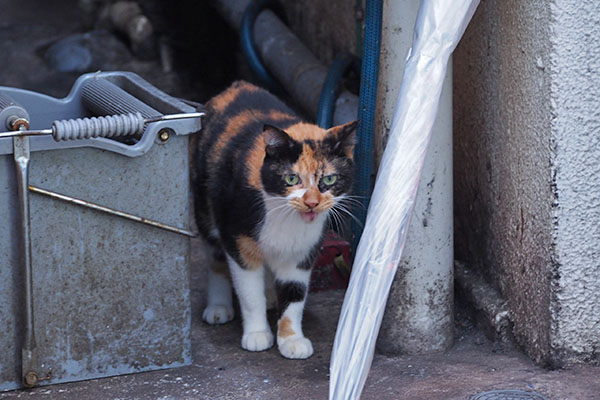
158;129;170;143
24;371;38;387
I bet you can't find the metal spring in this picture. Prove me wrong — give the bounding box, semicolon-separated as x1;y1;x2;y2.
52;112;145;141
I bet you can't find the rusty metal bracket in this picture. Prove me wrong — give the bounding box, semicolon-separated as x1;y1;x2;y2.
29;185;198;238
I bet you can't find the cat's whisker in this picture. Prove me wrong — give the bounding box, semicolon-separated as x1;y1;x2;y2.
335;195;367;209
264;203;292;219
340;194;367;200
332;203;364;229
328;208;343;234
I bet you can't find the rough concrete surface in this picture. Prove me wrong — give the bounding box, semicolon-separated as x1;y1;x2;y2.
454;0;600;366
453;0;556;365
1;238;599;399
549;0;600;365
375;0;454;355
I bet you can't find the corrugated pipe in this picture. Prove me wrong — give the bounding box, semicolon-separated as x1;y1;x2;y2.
352;0;382;248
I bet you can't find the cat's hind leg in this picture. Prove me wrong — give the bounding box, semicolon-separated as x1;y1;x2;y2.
274;266;314;359
203;253;235;325
228;256;274;352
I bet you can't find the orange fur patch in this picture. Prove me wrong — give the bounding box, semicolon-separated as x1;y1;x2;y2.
314;193;334;214
286;122;327;142
209;81;258;113
277;316;295;339
236;235;264;270
247;136;266;189
266;110;293;121
297;143;319;173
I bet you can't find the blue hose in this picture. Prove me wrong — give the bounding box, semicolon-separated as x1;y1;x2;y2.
240;0;286;93
316;52;360;129
352;0;383;250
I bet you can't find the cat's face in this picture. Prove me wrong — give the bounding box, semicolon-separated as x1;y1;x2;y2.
259;120;358;223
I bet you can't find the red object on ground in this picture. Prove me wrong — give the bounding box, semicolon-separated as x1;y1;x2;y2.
310;231;351;292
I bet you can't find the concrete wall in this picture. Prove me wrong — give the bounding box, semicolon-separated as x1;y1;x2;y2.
282;0;358;67
549;0;600;365
454;0;600;366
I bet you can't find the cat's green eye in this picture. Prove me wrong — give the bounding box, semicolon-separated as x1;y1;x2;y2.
284;174;300;186
322;175;337;186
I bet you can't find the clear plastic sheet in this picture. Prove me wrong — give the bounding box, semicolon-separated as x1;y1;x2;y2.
328;1;479;399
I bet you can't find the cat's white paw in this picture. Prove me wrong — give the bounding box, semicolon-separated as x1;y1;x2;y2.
203;304;234;325
241;330;274;352
278;337;314;359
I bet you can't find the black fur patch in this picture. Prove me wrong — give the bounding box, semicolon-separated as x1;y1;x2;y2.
276;281;307;314
320;156;354;196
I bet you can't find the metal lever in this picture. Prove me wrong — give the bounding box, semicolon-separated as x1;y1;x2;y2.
12;121;40;387
0;91;45;386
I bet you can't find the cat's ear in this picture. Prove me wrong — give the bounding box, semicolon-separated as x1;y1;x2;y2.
263;125;295;158
326;120;359;158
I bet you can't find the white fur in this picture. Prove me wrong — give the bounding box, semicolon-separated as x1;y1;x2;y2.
258;192;324;359
277;298;314;359
227;256;273;352
207;192;329;357
260;193;327;269
203;267;234;325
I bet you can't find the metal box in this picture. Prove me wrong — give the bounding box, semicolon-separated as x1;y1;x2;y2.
0;72;198;390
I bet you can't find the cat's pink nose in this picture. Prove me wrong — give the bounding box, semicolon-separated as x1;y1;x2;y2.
303;188;320;209
304;199;319;209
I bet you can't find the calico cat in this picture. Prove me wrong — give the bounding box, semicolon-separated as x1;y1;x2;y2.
191;81;357;359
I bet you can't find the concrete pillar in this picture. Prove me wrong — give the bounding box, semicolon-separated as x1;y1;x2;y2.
376;0;454;354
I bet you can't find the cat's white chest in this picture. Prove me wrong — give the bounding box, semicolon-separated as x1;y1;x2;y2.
258;201;325;269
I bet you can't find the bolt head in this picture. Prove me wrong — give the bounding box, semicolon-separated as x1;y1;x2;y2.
158;129;170;143
24;371;38;387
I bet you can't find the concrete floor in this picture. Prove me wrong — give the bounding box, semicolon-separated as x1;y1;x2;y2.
1;238;598;400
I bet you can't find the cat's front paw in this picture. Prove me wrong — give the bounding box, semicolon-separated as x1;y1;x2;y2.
278;336;314;359
203;304;234;325
241;330;274;352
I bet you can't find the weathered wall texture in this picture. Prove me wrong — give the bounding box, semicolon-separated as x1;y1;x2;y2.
453;0;554;365
282;0;358;67
454;0;600;366
549;0;600;365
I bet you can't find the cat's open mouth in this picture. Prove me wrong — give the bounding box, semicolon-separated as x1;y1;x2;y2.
300;210;318;223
